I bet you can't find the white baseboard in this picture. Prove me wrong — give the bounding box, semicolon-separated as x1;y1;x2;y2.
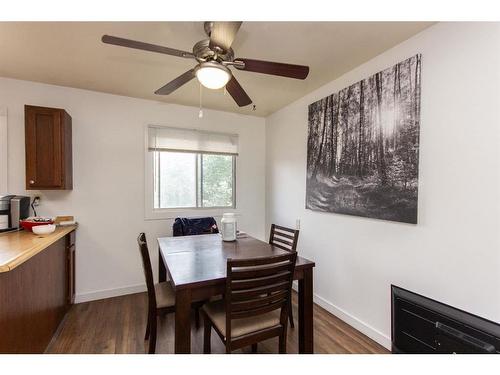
292;284;391;350
75;283;146;304
313;294;391;350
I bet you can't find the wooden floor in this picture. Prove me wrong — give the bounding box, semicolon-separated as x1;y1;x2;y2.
46;291;389;354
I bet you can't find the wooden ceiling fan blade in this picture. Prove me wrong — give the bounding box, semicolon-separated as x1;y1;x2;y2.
225;76;252;107
209;22;242;52
155;69;196;95
235;58;309;79
102;35;194;59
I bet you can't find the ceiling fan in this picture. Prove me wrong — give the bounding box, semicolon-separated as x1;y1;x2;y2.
101;22;310;107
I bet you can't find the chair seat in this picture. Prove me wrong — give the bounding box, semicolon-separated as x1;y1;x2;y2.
203;300;281;339
155;281;208;309
154;282;176;308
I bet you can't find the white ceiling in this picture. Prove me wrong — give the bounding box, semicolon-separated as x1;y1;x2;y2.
0;22;434;116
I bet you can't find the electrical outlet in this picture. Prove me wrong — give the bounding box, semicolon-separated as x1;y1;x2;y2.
296;219;300;230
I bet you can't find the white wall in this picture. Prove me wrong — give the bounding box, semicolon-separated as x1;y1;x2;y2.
0;107;7;195
266;22;500;348
0;77;266;302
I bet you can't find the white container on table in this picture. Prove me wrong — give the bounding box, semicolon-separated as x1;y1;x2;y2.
220;213;237;242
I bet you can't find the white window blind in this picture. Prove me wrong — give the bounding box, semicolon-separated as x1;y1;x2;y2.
148;126;238;156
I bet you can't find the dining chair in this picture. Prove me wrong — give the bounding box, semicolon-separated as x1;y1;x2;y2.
137;232;204;354
202;252;297;354
269;224;300;328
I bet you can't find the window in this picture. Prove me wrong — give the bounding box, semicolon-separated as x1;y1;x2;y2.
146;126;237;215
153;151;235;209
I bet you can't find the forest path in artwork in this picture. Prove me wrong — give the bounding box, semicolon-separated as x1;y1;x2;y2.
306;174;418;223
306;54;421;224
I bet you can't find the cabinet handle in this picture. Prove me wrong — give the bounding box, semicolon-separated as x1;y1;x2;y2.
29;180;35;185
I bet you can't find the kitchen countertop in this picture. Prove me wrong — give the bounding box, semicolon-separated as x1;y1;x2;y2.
0;225;77;273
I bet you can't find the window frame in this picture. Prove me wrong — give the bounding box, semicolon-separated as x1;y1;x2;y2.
144;125;237;220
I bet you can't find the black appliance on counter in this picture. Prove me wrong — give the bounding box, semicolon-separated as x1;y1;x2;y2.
0;195;31;233
391;285;500;353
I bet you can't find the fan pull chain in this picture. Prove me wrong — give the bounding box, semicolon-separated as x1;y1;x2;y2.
198;83;203;118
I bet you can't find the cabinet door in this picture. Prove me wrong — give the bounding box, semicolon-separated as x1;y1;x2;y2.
66;231;76;305
25;106;63;189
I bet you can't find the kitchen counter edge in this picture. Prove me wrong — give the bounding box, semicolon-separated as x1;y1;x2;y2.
0;225;77;273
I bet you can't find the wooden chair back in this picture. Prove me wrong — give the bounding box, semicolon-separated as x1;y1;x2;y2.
269;224;299;251
137;233;157;310
225;252;297;341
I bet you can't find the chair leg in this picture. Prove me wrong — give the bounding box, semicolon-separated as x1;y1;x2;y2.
251;343;258;353
144;314;150;340
279;332;287;354
288;299;295;328
194;306;200;329
148;313;157;354
203;314;212;354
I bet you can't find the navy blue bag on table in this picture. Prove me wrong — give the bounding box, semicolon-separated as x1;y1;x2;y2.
172;217;219;237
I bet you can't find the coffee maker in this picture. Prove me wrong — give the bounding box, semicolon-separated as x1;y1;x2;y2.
0;195;31;232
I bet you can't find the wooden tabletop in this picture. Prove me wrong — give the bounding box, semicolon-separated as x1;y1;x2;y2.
0;225;77;273
158;233;315;290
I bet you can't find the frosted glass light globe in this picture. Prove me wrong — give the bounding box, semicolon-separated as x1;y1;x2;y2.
195;62;231;90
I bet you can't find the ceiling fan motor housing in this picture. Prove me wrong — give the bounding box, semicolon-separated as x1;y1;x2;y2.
193;39;234;63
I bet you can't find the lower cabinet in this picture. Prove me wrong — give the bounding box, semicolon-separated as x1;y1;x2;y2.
0;230;76;353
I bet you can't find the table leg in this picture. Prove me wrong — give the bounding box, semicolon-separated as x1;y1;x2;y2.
298;267;314;353
159;250;166;283
175;288;192;353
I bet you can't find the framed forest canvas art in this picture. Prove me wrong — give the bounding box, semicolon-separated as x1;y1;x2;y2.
306;54;421;224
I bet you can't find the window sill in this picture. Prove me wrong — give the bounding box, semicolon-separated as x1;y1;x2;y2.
144;207;237;221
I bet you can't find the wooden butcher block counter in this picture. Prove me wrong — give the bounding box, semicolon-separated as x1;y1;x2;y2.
0;225;76;272
0;225;76;353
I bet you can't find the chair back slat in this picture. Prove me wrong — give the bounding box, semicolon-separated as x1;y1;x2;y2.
269;224;299;251
231;290;289;312
271;242;294;252
272;236;294;248
273;224;296;232
231;300;287;320
137;233;157;309
229;252;292;267
231;272;292;290
230;263;292;279
225;252;297;340
231;281;290;300
272;231;294;240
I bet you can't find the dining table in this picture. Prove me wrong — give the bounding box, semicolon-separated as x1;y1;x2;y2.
158;232;315;354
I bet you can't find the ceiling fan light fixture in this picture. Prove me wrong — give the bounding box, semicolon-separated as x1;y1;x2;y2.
195;62;231;90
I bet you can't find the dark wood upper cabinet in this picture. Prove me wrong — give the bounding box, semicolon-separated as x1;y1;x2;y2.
25;105;73;190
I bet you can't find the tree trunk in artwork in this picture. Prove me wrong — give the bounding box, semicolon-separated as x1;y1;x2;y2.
313;97;328;178
339;86;351;175
332;92;341;176
375;72;387;185
357;81;364;177
393;64;399;152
